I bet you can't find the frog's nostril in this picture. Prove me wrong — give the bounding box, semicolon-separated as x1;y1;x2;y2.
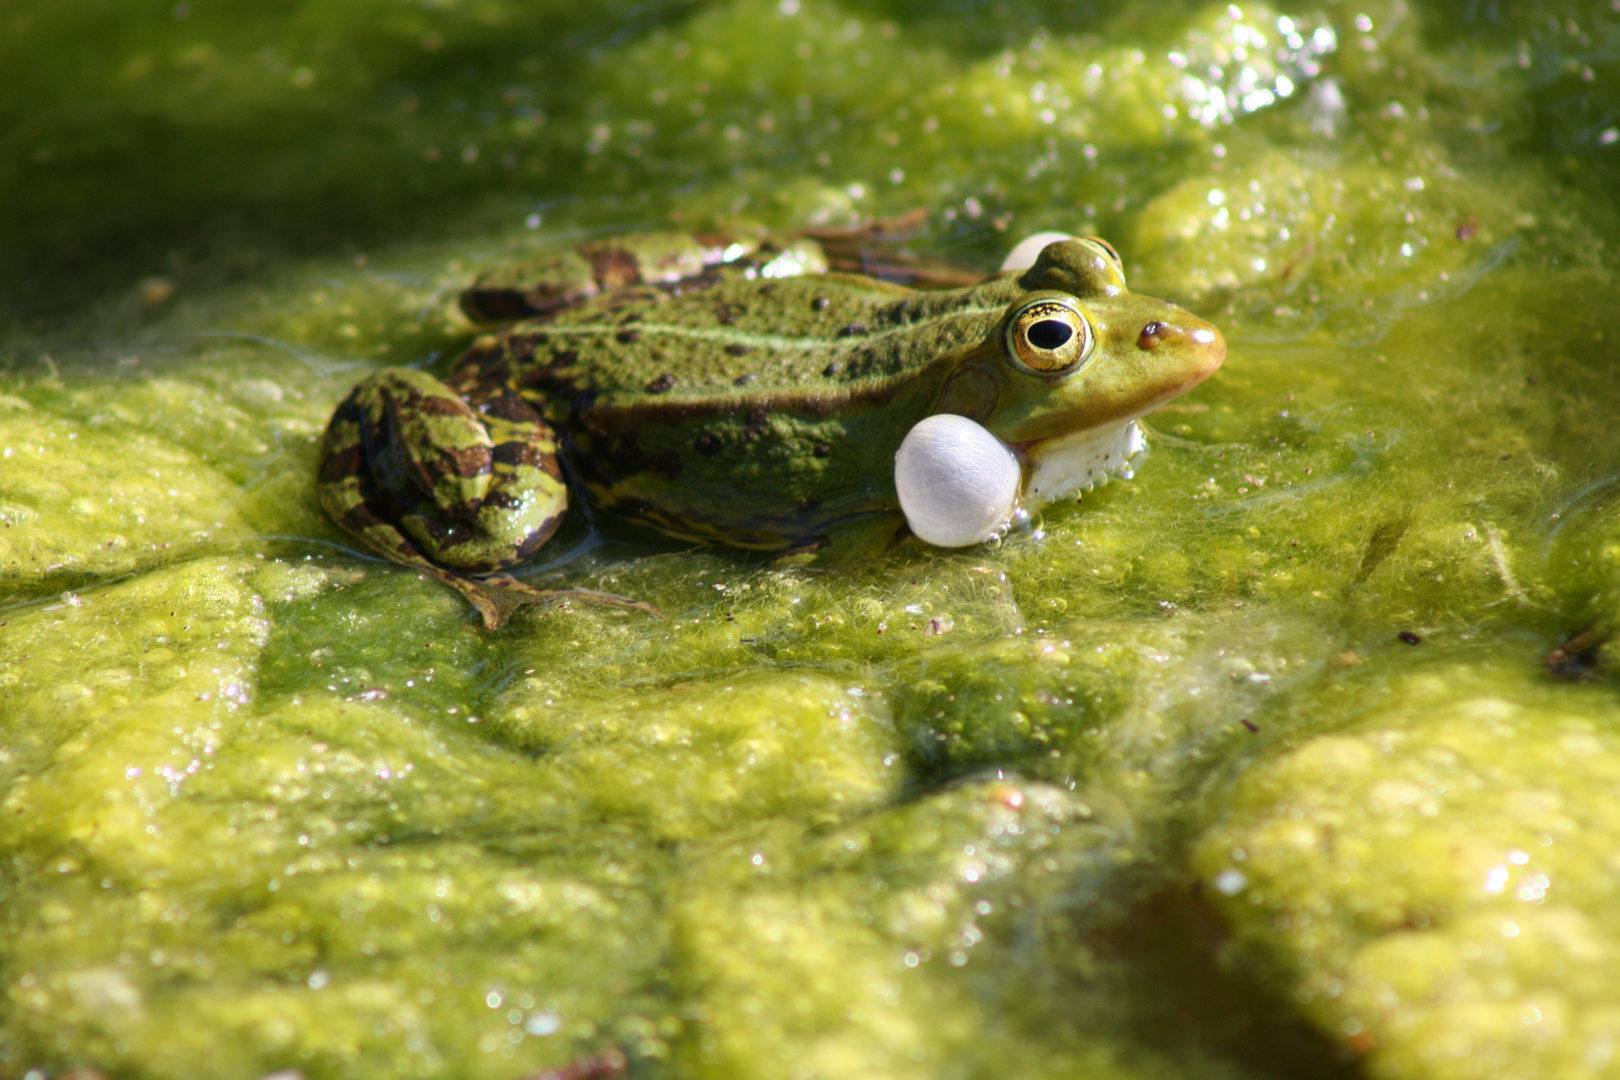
1137;320;1169;349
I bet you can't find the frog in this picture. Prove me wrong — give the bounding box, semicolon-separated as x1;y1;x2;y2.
317;231;1225;629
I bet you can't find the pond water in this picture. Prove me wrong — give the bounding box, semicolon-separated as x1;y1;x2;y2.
3;1;1620;1078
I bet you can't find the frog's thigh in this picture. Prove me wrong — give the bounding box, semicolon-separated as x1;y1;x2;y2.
452;387;570;570
319;369;567;574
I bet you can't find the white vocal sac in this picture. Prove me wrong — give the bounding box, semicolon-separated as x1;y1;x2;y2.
894;413;1023;547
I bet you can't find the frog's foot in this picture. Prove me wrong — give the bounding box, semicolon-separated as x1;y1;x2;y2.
460;233;725;323
1544;622;1610;681
773;537;828;561
805;210;985;289
460;230;830;324
451;573;663;631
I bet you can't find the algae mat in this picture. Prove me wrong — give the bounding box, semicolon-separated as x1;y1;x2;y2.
3;1;1620;1077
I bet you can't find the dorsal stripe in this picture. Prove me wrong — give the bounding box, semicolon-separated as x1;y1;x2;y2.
540;305;1007;353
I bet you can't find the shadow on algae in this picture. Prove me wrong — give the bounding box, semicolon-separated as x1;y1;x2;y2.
2;1;1620;1079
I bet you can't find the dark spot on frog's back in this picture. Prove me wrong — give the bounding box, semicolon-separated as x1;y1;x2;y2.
811;296;830;311
836;347;879;379
644;373;676;394
617;328;642;344
725;343;753;356
715;302;744;325
837;322;868;337
695;432;722;457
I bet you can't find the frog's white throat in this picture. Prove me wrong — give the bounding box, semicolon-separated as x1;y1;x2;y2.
1021;419;1147;509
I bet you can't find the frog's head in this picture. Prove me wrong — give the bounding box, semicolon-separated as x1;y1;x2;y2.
931;237;1224;505
897;238;1224;542
975;237;1223;440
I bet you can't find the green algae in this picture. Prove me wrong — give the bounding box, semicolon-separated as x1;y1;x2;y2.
4;1;1620;1078
1193;662;1620;1079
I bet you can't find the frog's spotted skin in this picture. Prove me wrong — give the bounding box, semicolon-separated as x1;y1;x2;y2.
318;234;1225;628
445;276;1010;550
320;368;565;571
317;369;657;627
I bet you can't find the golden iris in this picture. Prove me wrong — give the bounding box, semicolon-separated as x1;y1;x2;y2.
1006;297;1093;375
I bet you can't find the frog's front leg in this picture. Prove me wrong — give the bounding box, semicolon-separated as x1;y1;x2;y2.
318;368;656;629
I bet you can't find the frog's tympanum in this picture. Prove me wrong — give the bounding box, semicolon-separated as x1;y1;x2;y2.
318;233;1225;628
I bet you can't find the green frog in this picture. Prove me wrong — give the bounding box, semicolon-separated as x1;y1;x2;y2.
317;232;1225;629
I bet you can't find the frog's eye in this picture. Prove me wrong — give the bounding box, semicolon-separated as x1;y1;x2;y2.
1078;237;1126;283
1006;297;1093;376
1080;236;1122;267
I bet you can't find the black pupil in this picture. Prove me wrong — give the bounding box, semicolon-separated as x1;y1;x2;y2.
1027;318;1074;351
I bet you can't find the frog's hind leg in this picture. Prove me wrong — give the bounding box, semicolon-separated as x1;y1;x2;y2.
318;368;659;629
320;367;569;571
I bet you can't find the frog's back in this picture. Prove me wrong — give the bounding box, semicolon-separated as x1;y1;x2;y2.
481;271;1011;407
447;270;1016;551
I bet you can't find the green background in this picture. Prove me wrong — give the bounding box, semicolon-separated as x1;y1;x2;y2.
3;1;1620;1077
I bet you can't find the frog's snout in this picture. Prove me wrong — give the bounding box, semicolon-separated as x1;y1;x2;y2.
1136;314;1226;382
1136;316;1221;354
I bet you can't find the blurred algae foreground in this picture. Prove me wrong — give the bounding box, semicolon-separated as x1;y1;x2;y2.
2;0;1620;1078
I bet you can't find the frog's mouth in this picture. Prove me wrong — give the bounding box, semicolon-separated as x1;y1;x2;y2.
1012;420;1149;509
